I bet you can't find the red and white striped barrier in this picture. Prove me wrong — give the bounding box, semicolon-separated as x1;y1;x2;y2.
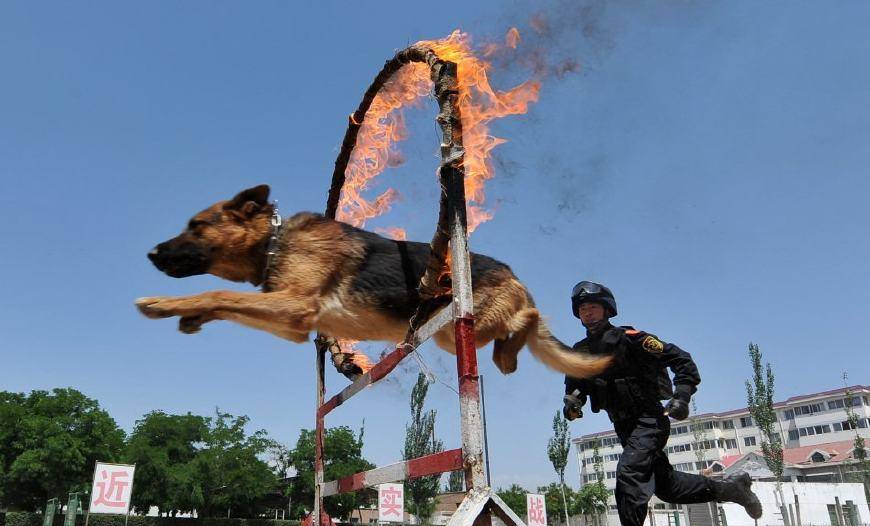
320;449;463;497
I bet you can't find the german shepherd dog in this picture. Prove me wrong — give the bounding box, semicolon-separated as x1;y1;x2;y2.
137;185;612;378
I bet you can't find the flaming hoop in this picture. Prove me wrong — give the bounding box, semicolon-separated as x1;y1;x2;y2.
318;30;539;379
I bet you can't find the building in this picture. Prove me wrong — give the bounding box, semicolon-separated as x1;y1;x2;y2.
430;491;466;526
573;385;870;507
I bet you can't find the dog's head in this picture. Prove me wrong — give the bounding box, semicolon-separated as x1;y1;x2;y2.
147;184;273;282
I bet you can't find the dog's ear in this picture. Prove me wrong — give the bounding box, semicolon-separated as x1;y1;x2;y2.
224;185;270;218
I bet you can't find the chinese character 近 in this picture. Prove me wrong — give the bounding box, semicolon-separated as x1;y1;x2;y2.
93;470;130;508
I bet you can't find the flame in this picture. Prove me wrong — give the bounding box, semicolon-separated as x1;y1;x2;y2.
337;339;374;373
375;227;407;241
505;27;521;49
336;29;540;233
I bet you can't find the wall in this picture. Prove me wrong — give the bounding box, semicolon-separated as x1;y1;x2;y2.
720;482;869;526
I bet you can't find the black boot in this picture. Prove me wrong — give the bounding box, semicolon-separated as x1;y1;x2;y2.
713;472;763;519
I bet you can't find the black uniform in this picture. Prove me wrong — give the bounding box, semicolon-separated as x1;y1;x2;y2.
566;323;716;526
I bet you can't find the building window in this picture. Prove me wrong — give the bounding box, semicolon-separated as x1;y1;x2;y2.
784;409;795;420
697;421;720;430
794;402;826;415
796;424;833;436
723;420;735;429
789;430;800;441
740;416;753;428
828;399;845;410
667;443;692;454
696;440;718;450
725;439;738;449
744;436;757;447
811;452;826;463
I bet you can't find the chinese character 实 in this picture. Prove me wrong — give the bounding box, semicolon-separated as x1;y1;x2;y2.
94;470;130;508
381;487;402;517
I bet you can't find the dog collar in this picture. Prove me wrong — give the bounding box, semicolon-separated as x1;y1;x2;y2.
261;202;283;290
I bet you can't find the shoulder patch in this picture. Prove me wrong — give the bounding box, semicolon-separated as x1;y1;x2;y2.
642;335;664;353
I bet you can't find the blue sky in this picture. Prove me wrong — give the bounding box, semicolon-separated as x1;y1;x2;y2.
2;1;868;491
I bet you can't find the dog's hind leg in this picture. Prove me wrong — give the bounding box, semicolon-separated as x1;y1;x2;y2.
491;308;539;374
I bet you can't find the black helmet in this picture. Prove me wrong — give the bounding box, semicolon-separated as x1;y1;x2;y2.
571;281;617;318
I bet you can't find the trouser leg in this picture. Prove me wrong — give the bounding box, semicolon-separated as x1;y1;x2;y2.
614;417;664;526
653;455;716;504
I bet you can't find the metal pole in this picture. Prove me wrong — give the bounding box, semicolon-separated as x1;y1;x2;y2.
314;344;326;526
448;172;486;494
479;374;491;487
440;67;490;526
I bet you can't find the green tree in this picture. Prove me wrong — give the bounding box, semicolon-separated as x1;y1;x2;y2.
689;398;707;469
445;470;464;492
745;343;783;480
190;410;279;518
745;343;787;524
289;425;375;521
572;439;608;526
689;399;720;526
573;485;609;526
403;373;444;524
0;391;26;509
0;389;125;511
496;484;529;518
537;483;576;526
547;412;571;526
124;411;208;516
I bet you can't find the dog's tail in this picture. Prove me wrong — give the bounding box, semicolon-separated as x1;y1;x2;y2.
525;314;613;379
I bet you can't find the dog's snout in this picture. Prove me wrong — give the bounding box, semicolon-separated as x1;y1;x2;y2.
146;239;210;278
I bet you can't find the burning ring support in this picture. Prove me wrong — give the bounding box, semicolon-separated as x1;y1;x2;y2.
311;45;525;526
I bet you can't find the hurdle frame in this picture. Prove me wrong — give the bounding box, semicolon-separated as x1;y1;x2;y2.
311;44;525;526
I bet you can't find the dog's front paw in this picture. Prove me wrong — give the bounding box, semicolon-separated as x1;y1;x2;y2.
179;315;207;334
135;297;176;319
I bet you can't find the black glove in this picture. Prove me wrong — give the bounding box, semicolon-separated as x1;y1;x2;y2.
664;397;690;420
563;392;584;421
